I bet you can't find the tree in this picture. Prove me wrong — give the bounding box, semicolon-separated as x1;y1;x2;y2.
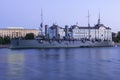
113;31;120;42
25;33;35;40
3;36;10;44
0;36;3;44
112;32;117;42
115;32;120;42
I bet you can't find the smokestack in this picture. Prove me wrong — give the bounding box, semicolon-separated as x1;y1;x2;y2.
65;25;68;38
55;25;58;39
45;25;48;37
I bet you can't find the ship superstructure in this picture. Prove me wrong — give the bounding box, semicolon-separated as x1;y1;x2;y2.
10;12;114;49
40;18;112;42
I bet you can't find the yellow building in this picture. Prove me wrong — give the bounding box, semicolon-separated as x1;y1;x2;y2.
0;27;39;38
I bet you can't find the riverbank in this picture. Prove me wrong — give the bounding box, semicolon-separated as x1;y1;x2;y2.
114;43;120;46
0;45;10;48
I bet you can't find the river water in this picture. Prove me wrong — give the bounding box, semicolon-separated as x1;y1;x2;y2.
0;47;120;80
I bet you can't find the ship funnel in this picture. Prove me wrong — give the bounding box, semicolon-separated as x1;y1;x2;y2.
45;25;48;39
65;25;69;39
55;25;58;39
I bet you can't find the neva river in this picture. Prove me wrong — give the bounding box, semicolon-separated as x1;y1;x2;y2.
0;47;120;80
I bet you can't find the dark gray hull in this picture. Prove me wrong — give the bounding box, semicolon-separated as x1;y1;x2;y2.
10;39;115;49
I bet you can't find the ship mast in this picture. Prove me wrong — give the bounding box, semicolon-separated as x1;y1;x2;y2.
87;10;90;40
40;8;43;35
98;12;101;25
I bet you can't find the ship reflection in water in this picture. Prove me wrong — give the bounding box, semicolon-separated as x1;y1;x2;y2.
0;47;120;80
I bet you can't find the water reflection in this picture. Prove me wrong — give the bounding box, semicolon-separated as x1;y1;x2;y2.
0;47;120;80
7;52;25;80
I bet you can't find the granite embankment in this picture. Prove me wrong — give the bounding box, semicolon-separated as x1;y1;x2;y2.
0;45;10;48
115;43;120;46
0;42;116;48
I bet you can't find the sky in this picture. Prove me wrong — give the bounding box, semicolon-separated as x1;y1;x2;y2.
0;0;120;32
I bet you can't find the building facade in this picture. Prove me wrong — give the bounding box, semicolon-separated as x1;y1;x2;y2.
48;24;65;39
0;27;39;38
47;21;112;41
70;24;112;41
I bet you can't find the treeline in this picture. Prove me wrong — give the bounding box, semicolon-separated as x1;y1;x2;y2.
1;32;120;44
112;32;120;42
0;33;35;45
0;36;10;44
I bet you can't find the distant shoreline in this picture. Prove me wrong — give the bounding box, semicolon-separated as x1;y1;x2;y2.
0;44;10;48
0;42;117;48
114;43;120;46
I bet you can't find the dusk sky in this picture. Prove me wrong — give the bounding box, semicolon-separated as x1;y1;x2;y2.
0;0;120;32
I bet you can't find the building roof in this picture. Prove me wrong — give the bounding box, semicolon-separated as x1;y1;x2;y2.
49;24;64;30
70;24;111;30
7;27;24;29
94;24;111;29
0;28;39;30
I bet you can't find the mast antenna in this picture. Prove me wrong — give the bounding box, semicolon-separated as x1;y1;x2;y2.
87;10;90;27
87;10;91;40
40;8;43;35
98;11;101;24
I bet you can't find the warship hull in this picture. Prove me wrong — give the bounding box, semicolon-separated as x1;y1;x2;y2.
10;39;114;49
